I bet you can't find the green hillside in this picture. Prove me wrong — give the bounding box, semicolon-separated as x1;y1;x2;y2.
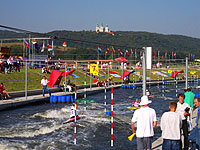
0;30;200;60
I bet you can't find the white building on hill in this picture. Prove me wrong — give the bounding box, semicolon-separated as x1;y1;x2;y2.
96;24;114;35
105;24;109;32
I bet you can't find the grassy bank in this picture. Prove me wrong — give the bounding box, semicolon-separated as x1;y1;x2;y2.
0;66;199;92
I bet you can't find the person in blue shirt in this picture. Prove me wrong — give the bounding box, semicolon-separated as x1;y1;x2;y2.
191;98;200;149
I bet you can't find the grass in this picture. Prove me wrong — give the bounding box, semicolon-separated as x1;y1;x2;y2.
0;66;199;92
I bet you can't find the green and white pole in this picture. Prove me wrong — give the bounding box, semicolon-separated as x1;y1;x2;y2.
162;77;164;96
84;79;87;111
104;80;107;112
175;77;178;97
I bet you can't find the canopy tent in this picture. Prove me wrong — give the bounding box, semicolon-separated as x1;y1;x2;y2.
115;56;128;62
48;69;76;87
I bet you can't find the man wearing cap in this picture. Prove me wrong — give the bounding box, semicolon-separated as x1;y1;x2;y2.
184;88;195;108
131;96;157;150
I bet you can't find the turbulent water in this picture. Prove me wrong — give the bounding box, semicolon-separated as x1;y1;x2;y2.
0;82;198;150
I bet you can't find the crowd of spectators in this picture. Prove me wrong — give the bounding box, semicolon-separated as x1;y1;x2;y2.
0;55;21;74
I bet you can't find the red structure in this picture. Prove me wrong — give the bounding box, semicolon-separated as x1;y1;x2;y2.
48;69;76;87
115;56;128;62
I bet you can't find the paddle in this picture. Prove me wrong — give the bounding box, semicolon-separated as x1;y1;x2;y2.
128;133;136;141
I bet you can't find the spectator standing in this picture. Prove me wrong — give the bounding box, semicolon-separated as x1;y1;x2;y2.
191;98;200;149
161;101;182;150
41;76;51;97
7;57;12;72
14;56;20;72
2;55;8;74
176;93;191;150
0;55;2;73
184;88;195;108
131;96;157;150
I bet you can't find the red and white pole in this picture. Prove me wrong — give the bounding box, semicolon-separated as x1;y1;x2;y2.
111;87;114;146
74;87;77;145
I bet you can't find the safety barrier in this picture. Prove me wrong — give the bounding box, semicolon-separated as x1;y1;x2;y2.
50;95;74;103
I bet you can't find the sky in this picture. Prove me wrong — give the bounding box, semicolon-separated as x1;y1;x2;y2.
0;0;200;38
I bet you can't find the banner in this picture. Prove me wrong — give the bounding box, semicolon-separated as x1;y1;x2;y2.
90;64;99;76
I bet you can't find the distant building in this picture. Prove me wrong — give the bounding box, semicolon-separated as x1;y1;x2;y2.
99;24;104;32
96;24;100;33
96;24;114;35
105;24;109;32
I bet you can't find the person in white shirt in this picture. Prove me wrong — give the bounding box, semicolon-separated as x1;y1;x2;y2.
41;76;51;97
70;103;78;118
176;93;191;150
161;101;182;150
131;96;157;150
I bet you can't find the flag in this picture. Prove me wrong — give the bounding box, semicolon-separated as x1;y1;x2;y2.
107;47;110;53
47;40;49;51
140;50;142;56
118;48;123;55
63;42;67;47
135;49;137;58
174;52;176;57
112;46;116;55
154;50;156;58
32;39;36;44
41;40;45;52
35;43;40;50
125;50;129;55
131;49;134;55
165;51;167;59
52;40;55;56
162;51;164;59
23;39;30;49
98;45;101;53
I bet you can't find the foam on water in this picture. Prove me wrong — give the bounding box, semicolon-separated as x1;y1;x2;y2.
31;108;70;119
0;123;64;138
0;143;28;150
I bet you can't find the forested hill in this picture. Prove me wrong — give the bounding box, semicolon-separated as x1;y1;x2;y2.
0;30;200;59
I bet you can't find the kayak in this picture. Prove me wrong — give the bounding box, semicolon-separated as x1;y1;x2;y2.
149;95;154;98
63;116;80;124
127;106;141;110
